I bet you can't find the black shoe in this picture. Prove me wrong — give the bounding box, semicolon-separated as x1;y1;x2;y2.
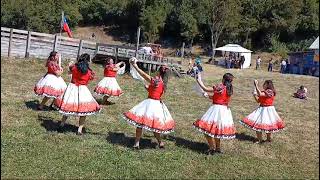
133;145;140;150
76;131;83;136
215;149;223;154
253;140;263;144
206;149;215;155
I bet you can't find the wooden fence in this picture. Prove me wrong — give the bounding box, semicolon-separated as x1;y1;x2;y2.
1;27;182;70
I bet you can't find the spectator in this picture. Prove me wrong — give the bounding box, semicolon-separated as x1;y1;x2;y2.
293;86;308;99
281;59;287;73
268;58;273;72
239;55;245;69
256;56;261;70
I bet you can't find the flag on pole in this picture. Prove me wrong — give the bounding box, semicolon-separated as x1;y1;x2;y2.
61;16;72;38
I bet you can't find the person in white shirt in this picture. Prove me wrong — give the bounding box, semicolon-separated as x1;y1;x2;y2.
256;56;261;70
281;59;287;73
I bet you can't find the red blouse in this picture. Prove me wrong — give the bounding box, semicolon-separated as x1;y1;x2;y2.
70;65;95;86
258;89;275;106
212;83;231;106
148;76;164;100
46;60;61;75
104;64;117;77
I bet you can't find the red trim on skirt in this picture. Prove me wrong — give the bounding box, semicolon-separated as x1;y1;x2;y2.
123;111;175;131
193;119;236;136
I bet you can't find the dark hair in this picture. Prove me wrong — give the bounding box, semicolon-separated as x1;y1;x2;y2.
105;58;113;66
222;73;234;96
263;80;276;95
299;85;304;90
76;53;91;74
48;51;57;61
159;65;170;91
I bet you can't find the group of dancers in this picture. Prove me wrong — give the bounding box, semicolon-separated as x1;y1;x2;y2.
34;51;285;154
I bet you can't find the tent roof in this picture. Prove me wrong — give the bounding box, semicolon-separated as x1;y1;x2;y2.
309;37;319;49
214;44;252;53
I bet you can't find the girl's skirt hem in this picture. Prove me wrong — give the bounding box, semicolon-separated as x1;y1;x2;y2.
122;115;174;134
192;124;236;139
239;119;285;133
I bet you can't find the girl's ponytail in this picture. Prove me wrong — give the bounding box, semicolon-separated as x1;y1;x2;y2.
222;73;234;96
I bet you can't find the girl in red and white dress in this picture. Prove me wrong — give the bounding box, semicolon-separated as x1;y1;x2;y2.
94;58;125;104
193;73;236;155
123;57;175;149
54;53;101;135
240;80;285;143
34;51;67;110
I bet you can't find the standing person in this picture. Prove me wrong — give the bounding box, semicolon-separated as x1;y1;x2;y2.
94;58;125;105
34;51;67;110
54;53;101;135
281;59;287;73
268;58;273;72
239;55;245;69
240;80;285;143
256;56;261;70
123;57;175;149
193;73;236;155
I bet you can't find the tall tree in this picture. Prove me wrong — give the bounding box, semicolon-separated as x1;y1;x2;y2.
139;0;172;43
196;0;242;59
175;0;198;50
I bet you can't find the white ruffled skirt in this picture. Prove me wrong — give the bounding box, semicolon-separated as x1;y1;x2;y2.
123;99;175;134
193;104;236;139
94;77;123;96
34;74;67;98
240;106;285;133
54;83;101;116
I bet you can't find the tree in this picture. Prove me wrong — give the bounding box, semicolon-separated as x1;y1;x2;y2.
175;0;198;50
196;0;242;59
139;0;172;43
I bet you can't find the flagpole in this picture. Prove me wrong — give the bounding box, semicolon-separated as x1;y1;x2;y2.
58;11;64;68
60;11;64;36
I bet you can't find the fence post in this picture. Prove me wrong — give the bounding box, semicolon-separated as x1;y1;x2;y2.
77;40;83;59
25;31;31;58
8;28;13;58
148;63;151;75
53;34;58;52
181;42;185;59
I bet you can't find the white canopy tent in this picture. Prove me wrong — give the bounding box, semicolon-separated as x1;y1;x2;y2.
214;44;252;68
309;36;319;49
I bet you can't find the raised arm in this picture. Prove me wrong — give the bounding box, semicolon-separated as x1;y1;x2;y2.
130;58;152;83
254;80;266;97
196;75;214;92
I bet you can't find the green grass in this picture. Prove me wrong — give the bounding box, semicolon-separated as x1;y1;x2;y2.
1;58;319;179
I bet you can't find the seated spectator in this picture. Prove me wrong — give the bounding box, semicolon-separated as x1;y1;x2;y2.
293;86;308;99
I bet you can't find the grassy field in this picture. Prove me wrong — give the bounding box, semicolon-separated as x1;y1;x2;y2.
1;57;319;179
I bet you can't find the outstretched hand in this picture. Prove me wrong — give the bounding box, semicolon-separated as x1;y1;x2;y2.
254;79;258;86
68;61;75;67
129;57;137;65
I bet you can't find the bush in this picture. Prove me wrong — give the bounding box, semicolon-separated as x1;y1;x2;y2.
269;34;289;58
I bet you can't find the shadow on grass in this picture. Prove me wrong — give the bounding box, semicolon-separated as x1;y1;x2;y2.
167;135;208;154
25;100;55;111
37;115;106;136
106;132;158;149
235;132;256;142
95;99;116;106
38;115;78;133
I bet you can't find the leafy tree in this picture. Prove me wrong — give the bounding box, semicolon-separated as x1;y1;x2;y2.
175;0;198;49
139;0;172;43
196;0;242;58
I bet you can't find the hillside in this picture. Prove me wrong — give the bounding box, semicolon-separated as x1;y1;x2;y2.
1;58;319;179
